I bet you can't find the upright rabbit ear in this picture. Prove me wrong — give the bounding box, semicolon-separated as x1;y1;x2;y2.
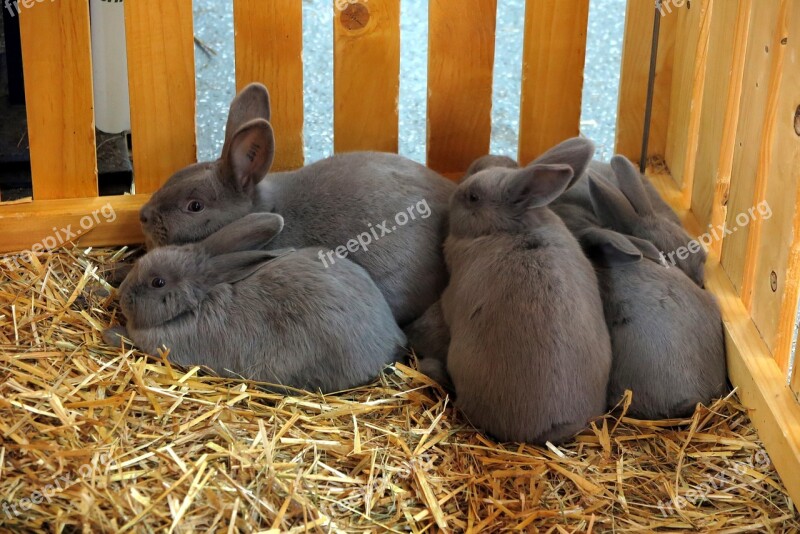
207;251;280;285
577;227;642;267
527;137;595;189
624;235;666;264
222;118;276;191
611;155;654;216
223;83;271;148
588;176;639;233
201;213;285;257
504;164;575;209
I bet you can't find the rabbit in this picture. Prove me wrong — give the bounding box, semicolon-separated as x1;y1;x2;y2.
105;213;407;393
138;83;456;326
440;137;612;445
576;220;727;419
586;156;706;286
464;154;519;179
403;299;454;391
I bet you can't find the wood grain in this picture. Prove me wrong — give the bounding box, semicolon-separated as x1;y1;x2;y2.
234;0;305;170
664;0;712;200
614;0;677;163
125;0;197;193
333;0;400;153
19;0;97;200
517;0;589;165
426;0;497;175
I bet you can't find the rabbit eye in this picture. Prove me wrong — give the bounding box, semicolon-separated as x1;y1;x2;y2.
468;192;480;204
151;277;166;288
187;200;204;213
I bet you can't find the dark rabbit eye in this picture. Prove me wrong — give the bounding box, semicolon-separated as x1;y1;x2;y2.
187;200;204;212
151;277;166;288
468;191;480;203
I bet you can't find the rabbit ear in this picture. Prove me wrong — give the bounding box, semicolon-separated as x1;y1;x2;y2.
578;227;642;267
222;118;275;191
504;164;575;209
527;137;595;189
588;176;639;232
201;213;285;257
207;250;279;285
611;155;654;216
624;235;666;264
223;83;271;150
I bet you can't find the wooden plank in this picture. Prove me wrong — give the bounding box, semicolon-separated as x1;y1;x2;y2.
18;0;97;200
125;0;197;194
664;0;712;201
792;356;800;401
333;0;400;153
426;0;497;175
707;0;753;257
648;169;800;506
234;0;304;170
517;0;589;165
615;0;677;163
749;0;799;374
720;1;784;293
0;195;147;254
690;0;747;231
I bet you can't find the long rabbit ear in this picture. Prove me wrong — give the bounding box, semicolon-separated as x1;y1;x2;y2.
504;164;574;210
222;83;272;151
527;137;595;189
624;235;666;264
207;250;282;285
201;213;285;257
588;176;639;233
221;118;275;191
611;155;654;216
577;227;642;267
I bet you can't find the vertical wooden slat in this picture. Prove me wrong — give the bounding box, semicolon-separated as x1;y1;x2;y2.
19;0;97;200
690;0;748;230
234;0;304;170
615;0;677;163
747;0;798;373
125;0;196;193
707;0;753;257
664;0;713;202
720;0;786;295
426;0;497;175
333;0;400;153
517;0;589;165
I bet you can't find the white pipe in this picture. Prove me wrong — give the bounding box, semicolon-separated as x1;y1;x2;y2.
90;0;131;134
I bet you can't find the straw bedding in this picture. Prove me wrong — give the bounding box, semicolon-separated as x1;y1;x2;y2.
1;247;798;533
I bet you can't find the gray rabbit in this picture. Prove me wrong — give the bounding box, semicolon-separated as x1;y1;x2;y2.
440;137;611;444
138;83;455;325
105;213;407;393
576;177;727;417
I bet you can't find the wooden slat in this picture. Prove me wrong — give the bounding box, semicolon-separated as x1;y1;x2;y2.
792;356;800;400
125;0;197;193
0;195;147;253
648;169;800;506
664;0;712;201
720;1;786;295
707;0;753;257
18;0;97;200
615;0;677;163
234;0;304;170
690;0;747;231
426;0;497;175
749;0;799;373
517;0;589;165
333;0;400;153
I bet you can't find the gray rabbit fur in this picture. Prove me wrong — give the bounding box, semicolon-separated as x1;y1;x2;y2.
106;213;407;393
440;137;611;444
576;177;727;417
138;83;455;325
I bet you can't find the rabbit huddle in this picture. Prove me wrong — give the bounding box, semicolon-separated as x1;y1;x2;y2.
106;83;726;445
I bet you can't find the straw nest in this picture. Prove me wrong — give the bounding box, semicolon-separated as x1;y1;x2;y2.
1;247;797;533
